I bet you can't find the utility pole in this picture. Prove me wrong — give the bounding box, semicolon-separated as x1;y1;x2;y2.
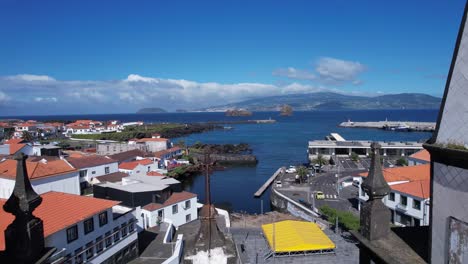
261;200;263;215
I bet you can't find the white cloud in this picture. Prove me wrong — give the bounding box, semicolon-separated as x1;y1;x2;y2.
34;97;58;102
0;73;355;115
272;67;316;80
273;57;366;86
7;74;56;82
316;57;366;84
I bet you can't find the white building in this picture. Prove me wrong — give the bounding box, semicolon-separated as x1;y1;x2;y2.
135;137;171;153
0;191;139;264
66;155;119;193
358;164;430;226
141;191;198;228
118;159;159;176
0;158;80;199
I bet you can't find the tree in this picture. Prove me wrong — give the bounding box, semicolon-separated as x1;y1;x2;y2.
350;152;359;162
297;166;308;184
21;131;34;142
312;154;328;167
396;157;408;166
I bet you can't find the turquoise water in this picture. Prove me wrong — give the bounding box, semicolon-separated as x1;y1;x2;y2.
7;109;437;213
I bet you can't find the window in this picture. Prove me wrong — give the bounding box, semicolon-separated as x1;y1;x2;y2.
99;212;108;226
113;227;120;242
105;166;110;174
148;166;151;172
158;210;163;218
96;236;104;253
79;170;87;178
85;241;94;260
121;224;128;237
92;171;96;174
186;214;191;223
105;231;112;247
413;199;421;210
67;225;78;243
172;204;178;214
84;218;94;234
185;200;191;209
128;220;135;232
107;145;110;151
74;248;83;264
400;195;408;206
388;192;395;201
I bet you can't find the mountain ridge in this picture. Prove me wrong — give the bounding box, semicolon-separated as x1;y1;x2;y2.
199;92;441;111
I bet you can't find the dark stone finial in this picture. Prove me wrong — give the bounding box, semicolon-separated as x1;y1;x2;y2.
362;142;390;199
3;152;46;263
360;142;391;241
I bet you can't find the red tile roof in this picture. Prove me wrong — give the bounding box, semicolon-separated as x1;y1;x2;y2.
409;149;430;162
153;147;182;159
143;191;197;211
147;171;164;177
108;149;148;163
5;138;26;145
137;138;169;143
67;155;117;169
0;159;77;180
119;159;153;170
0;191;120;250
359;164;430;183
391;180;430;199
8;143;26;155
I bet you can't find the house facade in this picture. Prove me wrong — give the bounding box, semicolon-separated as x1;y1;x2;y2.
66;156;119;193
0;158;79;199
141;191;198;228
0;192;138;264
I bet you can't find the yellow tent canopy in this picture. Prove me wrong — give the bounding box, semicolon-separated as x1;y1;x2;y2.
261;220;335;253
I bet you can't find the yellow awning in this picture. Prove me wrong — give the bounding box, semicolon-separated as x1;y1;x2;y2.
261;220;335;253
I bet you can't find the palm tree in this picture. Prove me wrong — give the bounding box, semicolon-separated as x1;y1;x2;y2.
297;166;308;184
312;154;328;167
21;131;34;142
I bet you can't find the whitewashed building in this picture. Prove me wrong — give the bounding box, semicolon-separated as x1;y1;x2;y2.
141;191;198;228
0;191;139;264
66;155;119;193
0;158;80;199
118;159;159;176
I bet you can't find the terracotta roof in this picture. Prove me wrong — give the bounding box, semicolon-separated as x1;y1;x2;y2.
0;191;120;250
409;149;430;162
95;172;129;183
143;191;197;211
8;143;26;155
153;147;182;159
147;171;164;177
137;138;169;143
119;159;153;170
5;138;25;145
108;149;148;163
67;155;117;169
391;180;430;199
0;159;77;180
359;164;430;183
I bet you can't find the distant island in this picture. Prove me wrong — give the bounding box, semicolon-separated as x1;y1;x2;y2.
200;92;442;112
225;109;253;116
136;107;167;114
279;104;293;116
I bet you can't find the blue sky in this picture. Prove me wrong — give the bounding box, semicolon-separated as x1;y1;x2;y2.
0;0;466;115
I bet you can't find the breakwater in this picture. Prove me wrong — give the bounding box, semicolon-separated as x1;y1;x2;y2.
339;121;436;132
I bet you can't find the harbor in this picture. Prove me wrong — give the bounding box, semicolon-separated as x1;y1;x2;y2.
339;120;436;132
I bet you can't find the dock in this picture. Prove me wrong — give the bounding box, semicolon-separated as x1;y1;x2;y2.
339;120;436;132
254;167;283;197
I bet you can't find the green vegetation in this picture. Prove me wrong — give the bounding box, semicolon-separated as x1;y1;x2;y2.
167;165;191;178
446;143;468;151
350;152;359;162
21;131;34;142
319;205;360;231
396;157;408;166
71;123;219;141
312;154;328;167
296;166;308;183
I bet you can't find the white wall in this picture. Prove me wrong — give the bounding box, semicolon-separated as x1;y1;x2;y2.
0;171;80;199
142;196;198;228
82;162;119;182
145;141;169;152
45;207;137;263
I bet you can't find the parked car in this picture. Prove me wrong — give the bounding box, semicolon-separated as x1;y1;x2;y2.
285;166;296;173
315;191;325;200
275;180;282;188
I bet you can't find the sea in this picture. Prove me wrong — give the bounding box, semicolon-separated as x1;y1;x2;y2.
3;109;438;214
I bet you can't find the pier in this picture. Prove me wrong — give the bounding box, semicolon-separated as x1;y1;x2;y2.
339;120;436;132
254;167;283;197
